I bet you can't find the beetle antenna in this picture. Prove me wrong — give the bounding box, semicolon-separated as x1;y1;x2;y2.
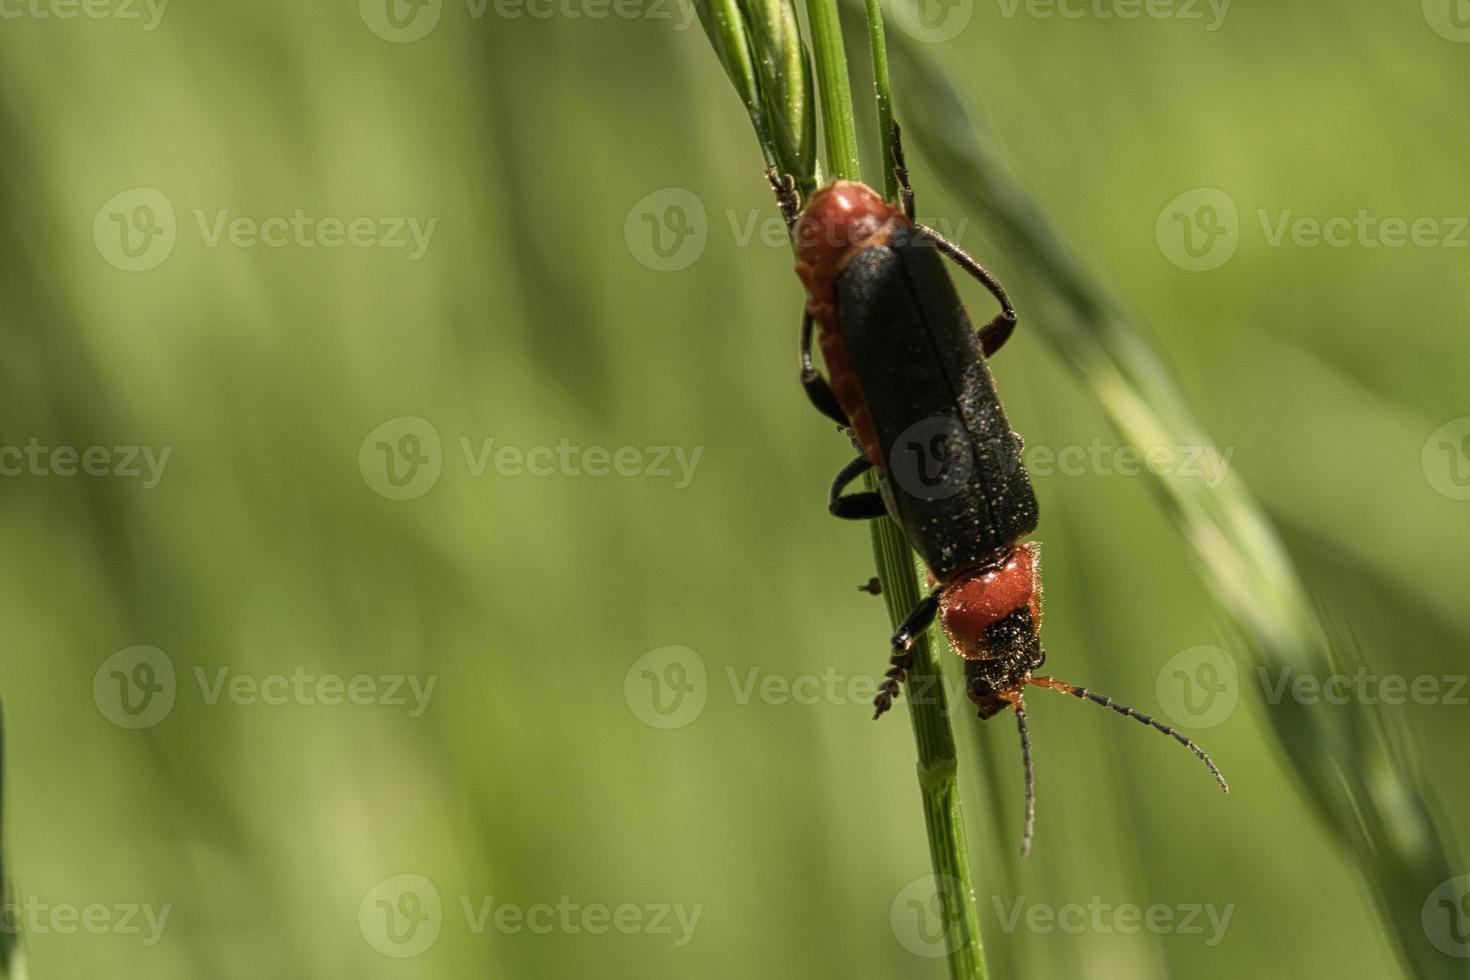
1029;675;1229;793
1013;694;1035;857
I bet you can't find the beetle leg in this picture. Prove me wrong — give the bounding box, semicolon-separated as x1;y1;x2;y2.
767;168;802;232
829;455;887;520
916;226;1020;357
801;311;850;426
976;310;1019;357
875;587;943;719
890;121;916;221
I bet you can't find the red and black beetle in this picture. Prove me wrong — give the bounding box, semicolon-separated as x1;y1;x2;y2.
773;127;1227;853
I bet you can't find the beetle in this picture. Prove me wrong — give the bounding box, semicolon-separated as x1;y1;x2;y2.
770;126;1227;853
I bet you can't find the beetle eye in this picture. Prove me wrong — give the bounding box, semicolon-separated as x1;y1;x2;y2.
1031;649;1047;670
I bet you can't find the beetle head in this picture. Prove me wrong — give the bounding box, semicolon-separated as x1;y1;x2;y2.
937;543;1045;719
794;180;906;306
962;610;1045;719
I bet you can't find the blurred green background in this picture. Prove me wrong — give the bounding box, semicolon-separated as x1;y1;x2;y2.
1;1;1469;977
